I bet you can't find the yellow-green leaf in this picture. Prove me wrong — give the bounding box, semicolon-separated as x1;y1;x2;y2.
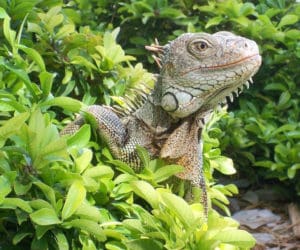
62;181;86;220
131;181;159;208
30;208;61;225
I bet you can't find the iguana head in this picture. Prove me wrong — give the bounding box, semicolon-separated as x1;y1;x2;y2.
150;31;261;118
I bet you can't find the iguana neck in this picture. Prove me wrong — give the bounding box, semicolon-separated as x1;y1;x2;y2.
133;76;178;135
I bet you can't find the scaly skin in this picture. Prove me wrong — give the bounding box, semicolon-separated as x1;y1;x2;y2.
62;31;262;217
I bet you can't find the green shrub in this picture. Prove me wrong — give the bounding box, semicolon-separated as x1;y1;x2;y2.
0;5;255;250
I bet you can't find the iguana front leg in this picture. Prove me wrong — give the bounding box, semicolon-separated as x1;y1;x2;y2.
62;105;135;165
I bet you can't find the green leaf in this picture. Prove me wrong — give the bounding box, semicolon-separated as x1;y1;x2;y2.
75;149;92;174
33;182;56;207
83;165;114;179
34;137;68;169
264;83;287;91
126;239;163;250
210;156;236;175
131;181;159;208
212;229;256;248
71;55;97;71
13;232;32;245
0;99;27;112
2;198;32;213
39;71;55;98
153;164;184;183
105;241;127;250
30;208;61;225
3;16;16;48
14;180;32;195
18;45;46;71
205;16;223;28
29;199;53;210
254;160;273;168
136;145;150;167
62;68;73;84
62;181;86;220
56;24;75;40
109;160;135;175
62;219;106;241
210;188;229;205
159;191;195;228
285;29;300;40
41;97;83;112
27;22;43;35
0;7;8;18
278;14;298;28
0;112;29;144
47;13;64;32
277;91;291;109
287;164;300;179
53;230;69;250
240;2;255;16
0;59;41;98
0;175;12;202
225;184;238;194
286;131;300;139
74;201;102;222
31;236;48;250
123;219;144;234
35;225;53;240
66;124;91;148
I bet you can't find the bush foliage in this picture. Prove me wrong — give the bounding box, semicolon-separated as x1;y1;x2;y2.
0;0;299;249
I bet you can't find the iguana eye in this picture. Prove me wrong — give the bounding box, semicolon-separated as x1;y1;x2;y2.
187;38;212;57
196;41;208;51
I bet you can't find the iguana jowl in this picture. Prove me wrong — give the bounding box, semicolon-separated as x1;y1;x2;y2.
62;31;261;215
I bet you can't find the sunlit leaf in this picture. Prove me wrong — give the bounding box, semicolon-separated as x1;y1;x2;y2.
62;219;106;241
131;181;159;208
212;229;256;248
41;96;83;112
62;181;86;220
159;191;195;228
153;164;183;183
30;208;61;225
278;14;298;28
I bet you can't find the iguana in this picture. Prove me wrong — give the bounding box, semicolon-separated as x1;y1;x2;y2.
62;31;261;216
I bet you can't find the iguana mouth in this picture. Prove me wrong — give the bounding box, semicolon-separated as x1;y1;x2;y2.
202;86;231;107
205;76;254;106
181;54;261;76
